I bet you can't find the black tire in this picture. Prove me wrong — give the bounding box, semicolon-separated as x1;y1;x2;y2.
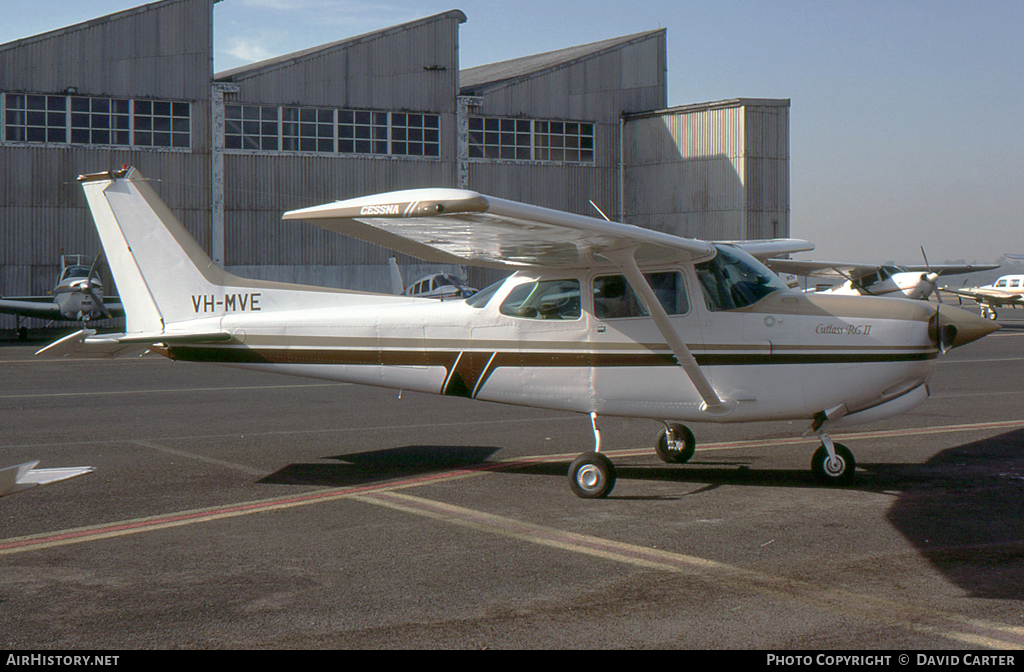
655;423;696;464
568;452;616;499
17;326;28;341
811;443;856;485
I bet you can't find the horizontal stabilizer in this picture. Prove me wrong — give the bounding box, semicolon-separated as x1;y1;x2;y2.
35;329;233;358
0;461;95;498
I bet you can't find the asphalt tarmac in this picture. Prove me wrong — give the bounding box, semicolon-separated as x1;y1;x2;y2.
1;313;1023;650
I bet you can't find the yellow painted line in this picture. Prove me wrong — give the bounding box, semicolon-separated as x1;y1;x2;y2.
353;491;1024;650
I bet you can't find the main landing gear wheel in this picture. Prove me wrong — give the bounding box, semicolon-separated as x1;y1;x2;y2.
811;443;856;485
568;452;616;499
655;423;696;464
983;307;998;321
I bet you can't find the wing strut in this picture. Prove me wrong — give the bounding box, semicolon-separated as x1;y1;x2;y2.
602;248;735;416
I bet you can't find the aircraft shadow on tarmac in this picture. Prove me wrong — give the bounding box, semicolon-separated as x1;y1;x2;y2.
880;428;1024;601
504;431;1024;601
260;445;500;487
260;431;1022;601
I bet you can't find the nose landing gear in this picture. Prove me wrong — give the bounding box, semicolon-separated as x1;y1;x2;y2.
811;432;856;484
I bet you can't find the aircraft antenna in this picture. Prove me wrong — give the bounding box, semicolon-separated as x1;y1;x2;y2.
588;200;612;222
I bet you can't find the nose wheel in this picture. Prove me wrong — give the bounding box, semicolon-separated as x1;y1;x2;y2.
811;434;856;484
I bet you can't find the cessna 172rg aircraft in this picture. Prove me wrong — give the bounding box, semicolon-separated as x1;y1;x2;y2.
40;168;1000;498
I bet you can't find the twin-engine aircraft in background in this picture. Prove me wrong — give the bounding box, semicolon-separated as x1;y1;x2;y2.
0;253;123;340
766;254;998;302
40;167;1000;498
943;275;1024;320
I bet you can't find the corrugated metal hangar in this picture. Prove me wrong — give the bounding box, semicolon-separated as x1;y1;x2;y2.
0;0;790;331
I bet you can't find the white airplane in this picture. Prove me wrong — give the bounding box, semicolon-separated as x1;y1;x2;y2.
943;275;1024;320
0;253;123;340
766;255;998;301
388;257;478;299
0;461;94;498
40;167;999;498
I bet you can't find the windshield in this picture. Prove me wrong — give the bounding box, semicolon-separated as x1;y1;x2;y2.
695;245;789;311
465;278;505;308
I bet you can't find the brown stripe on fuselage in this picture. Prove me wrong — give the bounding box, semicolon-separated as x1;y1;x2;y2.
164;344;936;399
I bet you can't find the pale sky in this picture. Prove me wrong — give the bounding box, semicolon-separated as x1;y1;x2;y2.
3;0;1022;265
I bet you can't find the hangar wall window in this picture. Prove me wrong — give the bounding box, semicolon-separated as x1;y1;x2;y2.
222;104;440;158
225;105;279;151
4;94;68;143
337;110;388;155
1;92;190;149
468;117;594;164
71;97;130;145
390;113;440;157
282;107;335;153
134;100;191;148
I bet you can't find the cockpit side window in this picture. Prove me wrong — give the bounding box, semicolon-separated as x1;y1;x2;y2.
695;245;789;312
499;279;581;320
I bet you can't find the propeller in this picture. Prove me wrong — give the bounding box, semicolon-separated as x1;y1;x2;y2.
929;305;958;354
84;254;113;318
919;246;942;303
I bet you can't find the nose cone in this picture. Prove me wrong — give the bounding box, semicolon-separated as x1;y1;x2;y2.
931;305;1001;350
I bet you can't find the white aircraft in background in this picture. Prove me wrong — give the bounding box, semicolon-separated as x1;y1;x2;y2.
0;253;123;340
0;461;94;498
388;257;478;299
40;168;999;498
943;275;1024;320
766;254;998;302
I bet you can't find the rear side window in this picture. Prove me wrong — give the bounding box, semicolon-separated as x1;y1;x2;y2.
593;271;687;319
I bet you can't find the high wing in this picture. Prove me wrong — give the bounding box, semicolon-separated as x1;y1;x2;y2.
764;260;891;281
284;188;722;269
716;239;814;261
895;263;999;275
766;259;998;280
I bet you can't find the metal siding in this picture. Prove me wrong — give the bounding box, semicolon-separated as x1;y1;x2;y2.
221;152;453;268
623;101;789;242
224;15;460;113
0;0;212;101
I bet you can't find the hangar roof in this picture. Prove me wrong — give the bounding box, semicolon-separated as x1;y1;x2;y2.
0;0;190;52
459;29;664;95
214;9;467;82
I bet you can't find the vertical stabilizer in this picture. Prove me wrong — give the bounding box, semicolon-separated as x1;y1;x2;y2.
388;257;405;295
79;168;231;333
